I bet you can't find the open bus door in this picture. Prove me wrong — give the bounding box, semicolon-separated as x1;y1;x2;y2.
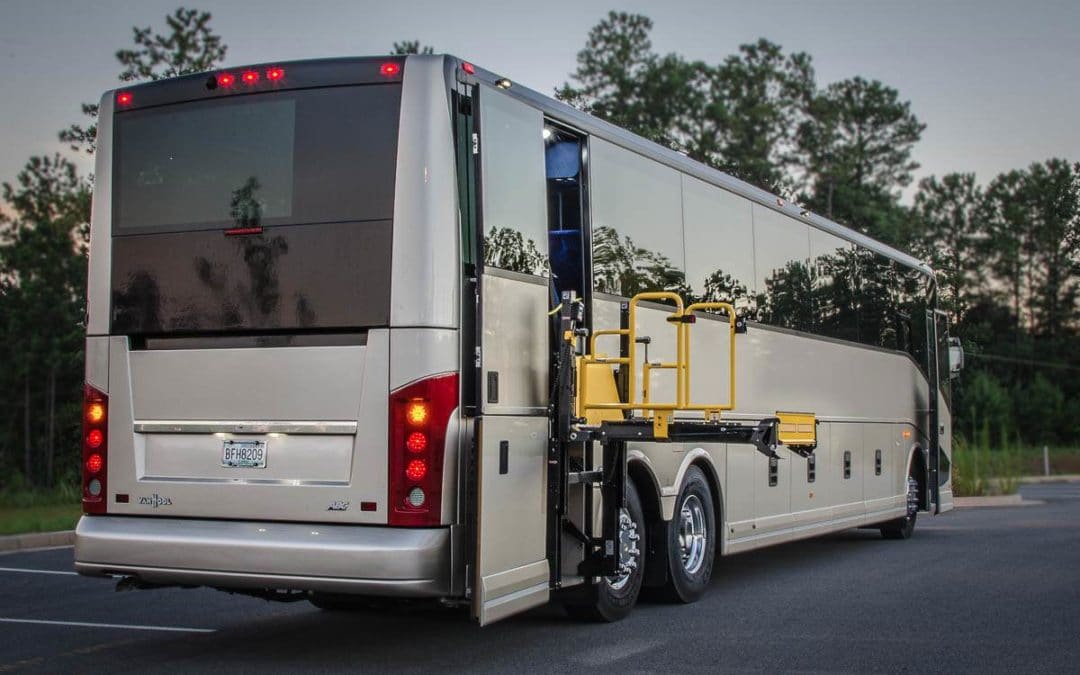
931;309;954;513
467;82;552;625
926;308;953;514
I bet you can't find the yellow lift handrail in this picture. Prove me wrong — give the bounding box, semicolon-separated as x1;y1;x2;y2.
577;293;738;423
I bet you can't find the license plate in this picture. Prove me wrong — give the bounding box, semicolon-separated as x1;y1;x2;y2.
222;440;267;468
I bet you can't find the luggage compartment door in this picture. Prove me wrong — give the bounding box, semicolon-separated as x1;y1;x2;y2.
473;415;549;625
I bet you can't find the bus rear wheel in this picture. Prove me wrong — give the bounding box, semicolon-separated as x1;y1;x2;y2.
660;466;716;603
563;479;646;622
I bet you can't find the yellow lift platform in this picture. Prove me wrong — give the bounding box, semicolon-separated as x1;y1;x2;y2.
549;290;816;580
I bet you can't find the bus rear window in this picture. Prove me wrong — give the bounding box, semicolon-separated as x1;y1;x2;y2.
113;84;401;234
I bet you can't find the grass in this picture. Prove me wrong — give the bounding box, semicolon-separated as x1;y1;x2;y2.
0;503;81;536
0;480;81;536
1015;446;1080;476
952;422;1025;497
952;418;1080;497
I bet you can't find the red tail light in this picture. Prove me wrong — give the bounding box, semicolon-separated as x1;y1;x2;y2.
82;384;108;514
388;373;458;526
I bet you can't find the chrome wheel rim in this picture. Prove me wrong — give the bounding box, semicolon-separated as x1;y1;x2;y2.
678;494;707;575
906;476;919;522
608;508;640;590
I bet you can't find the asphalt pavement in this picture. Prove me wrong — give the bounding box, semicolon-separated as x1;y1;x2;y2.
1;482;1078;674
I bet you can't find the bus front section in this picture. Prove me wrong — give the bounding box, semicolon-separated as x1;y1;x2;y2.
75;56;466;602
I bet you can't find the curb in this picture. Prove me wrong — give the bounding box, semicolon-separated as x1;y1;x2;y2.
1019;474;1080;484
0;530;75;554
954;494;1041;508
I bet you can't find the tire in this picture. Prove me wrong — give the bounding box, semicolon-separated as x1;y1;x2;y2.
881;473;919;540
660;465;716;603
563;479;646;622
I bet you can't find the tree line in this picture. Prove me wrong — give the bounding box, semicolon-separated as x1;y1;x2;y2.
1;8;1076;490
558;12;1079;447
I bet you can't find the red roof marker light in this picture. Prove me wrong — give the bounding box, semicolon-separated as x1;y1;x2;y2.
380;62;401;77
242;70;259;84
266;67;285;81
217;72;235;87
116;92;133;106
462;62;475;75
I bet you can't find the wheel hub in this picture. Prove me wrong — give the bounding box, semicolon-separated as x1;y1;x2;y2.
608;508;640;590
906;476;919;519
678;494;707;575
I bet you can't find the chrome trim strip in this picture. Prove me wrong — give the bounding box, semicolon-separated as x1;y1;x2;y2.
140;476;350;487
480;406;549;416
133;421;358;435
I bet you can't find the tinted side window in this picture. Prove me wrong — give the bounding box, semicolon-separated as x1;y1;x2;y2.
590;138;685;297
854;251;901;350
899;264;931;371
752;205;812;331
810;228;858;342
682;176;756;315
480;87;549;276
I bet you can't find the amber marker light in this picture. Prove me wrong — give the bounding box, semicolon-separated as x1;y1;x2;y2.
86;402;106;425
405;401;429;426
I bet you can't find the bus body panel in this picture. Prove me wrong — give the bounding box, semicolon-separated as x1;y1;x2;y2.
86;93;114;337
390;56;460;330
478;271;549;413
103;332;391;524
590;295;924;550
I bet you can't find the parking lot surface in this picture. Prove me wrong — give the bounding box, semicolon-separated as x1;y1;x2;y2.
1;483;1078;673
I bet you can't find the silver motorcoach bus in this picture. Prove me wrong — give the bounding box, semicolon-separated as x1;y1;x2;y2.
75;54;958;624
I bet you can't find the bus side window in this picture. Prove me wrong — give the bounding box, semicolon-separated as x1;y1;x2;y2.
545;127;586;297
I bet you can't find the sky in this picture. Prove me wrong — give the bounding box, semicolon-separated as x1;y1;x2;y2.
1;0;1078;201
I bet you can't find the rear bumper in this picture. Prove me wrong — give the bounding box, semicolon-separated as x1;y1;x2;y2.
74;515;452;598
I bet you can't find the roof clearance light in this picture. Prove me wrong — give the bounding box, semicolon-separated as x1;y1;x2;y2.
380;62;401;77
116;92;133;106
266;67;285;81
462;62;475;75
217;72;235;87
242;70;259;84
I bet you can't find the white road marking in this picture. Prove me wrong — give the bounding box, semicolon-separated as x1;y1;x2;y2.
0;618;215;633
0;544;74;557
0;567;78;576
